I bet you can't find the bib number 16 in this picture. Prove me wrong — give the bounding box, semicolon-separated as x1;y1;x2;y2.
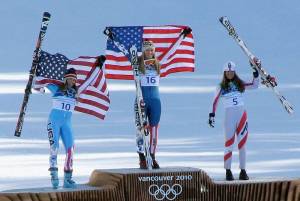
146;76;156;84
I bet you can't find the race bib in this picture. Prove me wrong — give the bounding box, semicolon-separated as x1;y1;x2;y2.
140;75;159;86
222;93;244;108
52;98;76;112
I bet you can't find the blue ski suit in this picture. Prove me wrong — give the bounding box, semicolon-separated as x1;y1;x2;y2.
46;84;77;171
136;60;161;155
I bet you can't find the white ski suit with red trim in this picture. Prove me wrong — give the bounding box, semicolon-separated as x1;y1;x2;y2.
211;76;259;169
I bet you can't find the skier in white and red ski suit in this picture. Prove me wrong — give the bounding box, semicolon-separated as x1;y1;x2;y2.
209;59;260;181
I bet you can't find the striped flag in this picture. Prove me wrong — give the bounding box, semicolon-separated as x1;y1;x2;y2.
34;51;110;120
104;26;195;80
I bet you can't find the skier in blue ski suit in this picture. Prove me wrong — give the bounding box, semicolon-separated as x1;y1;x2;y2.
47;68;77;189
134;28;192;169
136;40;161;169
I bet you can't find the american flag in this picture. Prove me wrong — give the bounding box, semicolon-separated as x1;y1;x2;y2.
104;26;195;80
34;50;110;120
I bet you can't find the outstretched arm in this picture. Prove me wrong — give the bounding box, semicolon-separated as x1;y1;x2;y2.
158;27;192;64
46;84;59;94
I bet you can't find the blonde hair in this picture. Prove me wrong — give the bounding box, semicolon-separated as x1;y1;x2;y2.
138;52;160;75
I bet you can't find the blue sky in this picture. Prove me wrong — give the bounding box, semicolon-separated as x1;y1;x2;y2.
1;0;299;80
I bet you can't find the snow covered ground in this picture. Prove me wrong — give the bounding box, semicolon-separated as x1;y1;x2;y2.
0;73;299;191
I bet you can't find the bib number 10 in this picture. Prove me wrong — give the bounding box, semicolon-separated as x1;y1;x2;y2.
146;76;156;84
61;103;71;111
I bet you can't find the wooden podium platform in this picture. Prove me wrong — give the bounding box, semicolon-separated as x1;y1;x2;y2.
1;167;300;201
88;167;209;201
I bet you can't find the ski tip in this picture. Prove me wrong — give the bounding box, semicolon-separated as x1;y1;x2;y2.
288;109;294;115
283;104;294;115
103;27;110;36
43;12;51;18
219;16;225;22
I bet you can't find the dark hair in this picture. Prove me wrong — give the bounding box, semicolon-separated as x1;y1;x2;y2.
59;82;78;93
220;72;245;93
95;55;106;69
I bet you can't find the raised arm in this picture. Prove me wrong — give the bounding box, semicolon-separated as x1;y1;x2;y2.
244;76;259;90
158;27;192;64
46;84;59;95
244;60;260;90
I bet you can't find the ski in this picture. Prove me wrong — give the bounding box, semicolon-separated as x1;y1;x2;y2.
130;45;153;169
219;16;294;114
14;12;51;137
103;28;152;169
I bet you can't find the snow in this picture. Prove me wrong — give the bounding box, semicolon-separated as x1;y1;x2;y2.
0;0;300;192
0;74;299;191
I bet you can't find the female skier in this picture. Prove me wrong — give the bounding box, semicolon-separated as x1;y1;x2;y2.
209;59;260;181
135;40;161;169
135;28;191;169
46;68;78;188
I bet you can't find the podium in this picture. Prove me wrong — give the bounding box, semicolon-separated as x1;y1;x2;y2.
0;167;300;201
88;167;210;201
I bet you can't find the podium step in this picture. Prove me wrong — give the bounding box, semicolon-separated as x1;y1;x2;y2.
1;167;299;201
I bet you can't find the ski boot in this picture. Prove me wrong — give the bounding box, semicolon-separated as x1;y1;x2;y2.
63;171;76;188
139;153;147;169
239;169;249;180
226;169;234;181
49;167;59;189
151;154;160;169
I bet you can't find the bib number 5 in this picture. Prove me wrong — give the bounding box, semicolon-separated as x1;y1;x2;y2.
233;97;238;105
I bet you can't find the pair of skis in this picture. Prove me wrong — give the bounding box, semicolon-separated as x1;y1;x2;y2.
130;45;154;169
15;12;51;137
219;16;294;114
103;28;153;169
